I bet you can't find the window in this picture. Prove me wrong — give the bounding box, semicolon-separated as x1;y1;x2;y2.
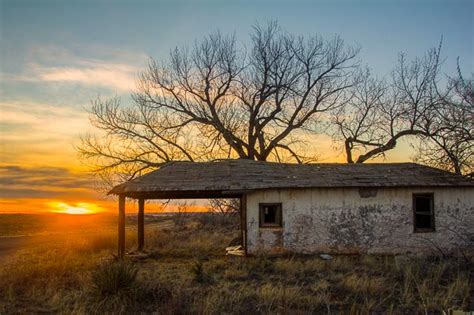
413;193;435;232
259;203;282;228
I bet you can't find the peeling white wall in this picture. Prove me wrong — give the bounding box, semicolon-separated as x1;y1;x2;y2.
245;187;474;255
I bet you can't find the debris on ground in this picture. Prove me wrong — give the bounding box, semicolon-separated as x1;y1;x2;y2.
320;254;333;260
226;245;245;256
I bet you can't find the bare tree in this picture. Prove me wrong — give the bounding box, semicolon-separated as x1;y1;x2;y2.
413;62;473;175
78;22;359;181
332;46;442;163
208;199;240;216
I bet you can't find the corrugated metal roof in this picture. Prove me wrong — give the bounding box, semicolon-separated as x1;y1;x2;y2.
109;160;474;196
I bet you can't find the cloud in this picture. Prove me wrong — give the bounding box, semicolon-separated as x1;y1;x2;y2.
0;165;99;199
0;188;63;199
0;100;88;126
30;61;139;92
0;164;116;213
0;43;147;212
0;100;93;166
2;44;148;92
6;60;141;92
26;43;148;69
0;165;92;189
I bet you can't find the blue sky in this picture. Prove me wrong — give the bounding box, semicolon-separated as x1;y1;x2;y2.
1;0;472;103
0;0;472;212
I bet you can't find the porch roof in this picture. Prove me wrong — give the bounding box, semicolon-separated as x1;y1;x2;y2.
109;160;474;199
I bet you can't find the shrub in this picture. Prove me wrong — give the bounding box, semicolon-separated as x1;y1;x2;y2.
191;260;212;283
91;261;138;296
196;212;239;230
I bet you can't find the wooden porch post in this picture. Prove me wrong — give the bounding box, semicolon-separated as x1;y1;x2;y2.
118;194;126;258
138;198;145;251
240;194;247;256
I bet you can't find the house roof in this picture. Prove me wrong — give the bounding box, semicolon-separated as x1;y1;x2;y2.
109;160;474;198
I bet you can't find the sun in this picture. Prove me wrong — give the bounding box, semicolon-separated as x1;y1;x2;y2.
48;202;103;215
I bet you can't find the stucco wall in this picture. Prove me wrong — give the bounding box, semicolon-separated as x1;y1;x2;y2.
245;187;474;255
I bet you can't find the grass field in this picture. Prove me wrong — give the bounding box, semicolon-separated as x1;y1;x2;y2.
0;213;472;314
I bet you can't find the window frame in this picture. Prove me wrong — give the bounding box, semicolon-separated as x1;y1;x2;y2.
259;203;283;228
413;193;435;233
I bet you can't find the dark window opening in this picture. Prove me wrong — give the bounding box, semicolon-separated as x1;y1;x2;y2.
413;193;435;232
259;203;282;228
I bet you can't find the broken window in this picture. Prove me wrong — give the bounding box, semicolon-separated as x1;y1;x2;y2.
413;193;435;232
259;203;282;228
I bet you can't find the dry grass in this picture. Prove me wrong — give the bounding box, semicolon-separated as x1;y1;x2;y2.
0;213;472;314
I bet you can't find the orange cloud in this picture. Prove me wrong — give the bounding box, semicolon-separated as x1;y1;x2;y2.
0;101;94;169
0;164;110;213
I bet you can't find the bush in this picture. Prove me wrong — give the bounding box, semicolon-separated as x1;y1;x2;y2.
91;261;138;296
196;213;239;230
191;259;212;283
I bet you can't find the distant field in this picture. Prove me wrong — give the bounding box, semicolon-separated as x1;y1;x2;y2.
0;213;174;258
0;213;115;237
0;213;181;237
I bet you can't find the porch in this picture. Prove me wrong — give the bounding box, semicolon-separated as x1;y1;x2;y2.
115;192;247;258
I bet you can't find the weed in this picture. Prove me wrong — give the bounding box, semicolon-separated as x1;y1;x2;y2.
191;259;212;283
91;261;138;296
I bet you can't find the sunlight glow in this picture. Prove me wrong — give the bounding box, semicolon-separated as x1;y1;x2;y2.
48;202;104;214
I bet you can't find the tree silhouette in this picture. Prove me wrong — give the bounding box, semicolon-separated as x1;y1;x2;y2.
413;61;473;174
78;22;359;181
79;23;472;182
332;47;441;164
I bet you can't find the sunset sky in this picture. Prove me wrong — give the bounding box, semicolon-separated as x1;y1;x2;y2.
0;0;472;213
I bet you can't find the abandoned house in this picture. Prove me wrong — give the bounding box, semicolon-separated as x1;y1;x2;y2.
109;159;474;256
